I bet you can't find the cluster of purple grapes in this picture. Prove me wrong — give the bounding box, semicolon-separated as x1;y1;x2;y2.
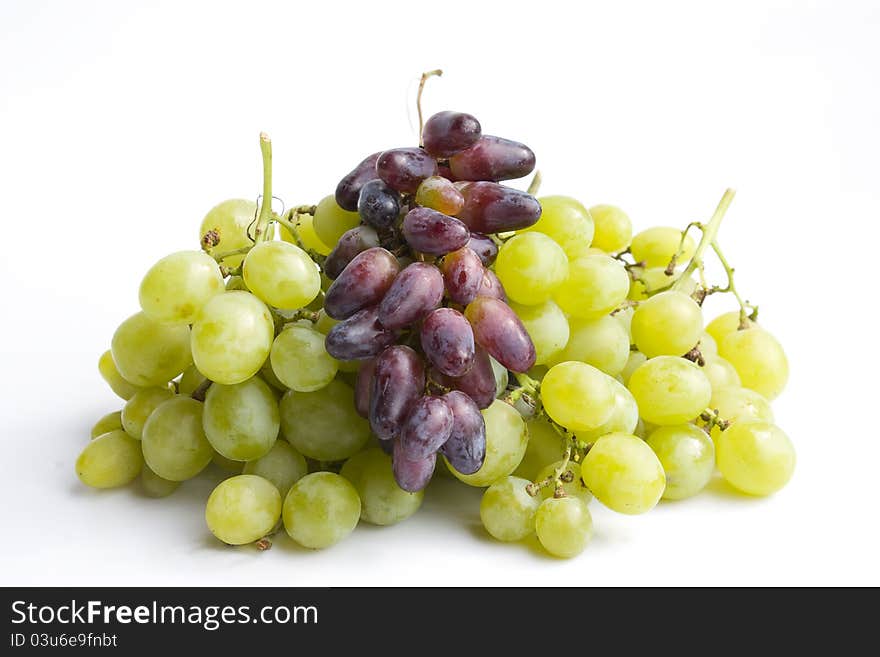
321;111;542;492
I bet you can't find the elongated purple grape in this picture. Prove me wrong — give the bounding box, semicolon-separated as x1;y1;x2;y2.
398;396;454;460
449;136;535;182
466;233;498;265
422;111;482;158
370;345;425;441
324;247;400;320
401;207;469;255
465;296;536;372
421;308;475;377
478;269;507;302
324;225;381;279
325;306;398;360
358;179;400;230
431;345;496;410
354;358;377;418
377;262;444;330
456;182;541;233
441;247;484;305
376;147;438;193
335;152;381;211
440;391;486;475
392;441;436;492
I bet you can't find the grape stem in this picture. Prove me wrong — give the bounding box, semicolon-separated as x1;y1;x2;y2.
190;378;212;402
275;208;327;267
253;132;274;243
708;241;758;327
526;170;542;196
416;69;443;146
672;188;736;292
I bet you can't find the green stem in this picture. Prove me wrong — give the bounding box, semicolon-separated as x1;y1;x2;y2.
672;189;736;291
254;132;274;243
513;371;540;396
709;241;755;327
211;245;252;263
417;69;443;146
527;170;542;196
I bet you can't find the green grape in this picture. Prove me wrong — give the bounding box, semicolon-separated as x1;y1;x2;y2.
490;356;509;399
140;465;180;498
198;198;258;268
705;310;755;344
142;397;213;481
708;386;774;441
212;450;244;473
177;364;206;396
535;496;593;558
522;196;595;261
449;400;528;487
627;356;711;425
282;472;361;549
312;195;360;247
139;251;224;325
699;331;718;355
243;441;307;498
111;313;192;387
205;474;282;545
580;432;666;514
646;424;715;500
541;362;615;432
242;241;321;310
548;315;629;376
613;304;634;335
280;379;370;461
76;429;143;489
203;377;280;461
495;233;569;305
699;354;741;391
715;422;795;496
98;350;142;400
270;326;338;392
191;291;274;385
225;275;248;291
514;417;565;480
719;328;788;400
620;350;647;385
630;226;695;268
510;300;569;365
631;290;703;358
628;267;677;301
280;212;332;256
589;204;632;253
576;378;639;442
553;255;630;318
90;410;122;439
340;448;424;525
535;461;592;503
259;360;287;392
121;387;175;440
480;476;540;541
313;309;339;335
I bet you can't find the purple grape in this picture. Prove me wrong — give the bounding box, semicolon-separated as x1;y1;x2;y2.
323;225;381;280
422;111;482;158
478;269;507;302
377;262;444;330
398;396;454;460
440;391;486;475
441;247;484;305
449;135;536;182
335;152;381;211
401;207;470;256
357;179;400;230
370;345;425;441
354;358;377;418
456;182;542;233
420;308;475;377
431;345;496;409
324;247;400;320
392;441;436;492
376;147;438;193
466;233;498;266
464;296;536;373
325;306;398;360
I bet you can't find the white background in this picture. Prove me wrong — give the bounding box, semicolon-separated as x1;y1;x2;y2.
1;0;878;586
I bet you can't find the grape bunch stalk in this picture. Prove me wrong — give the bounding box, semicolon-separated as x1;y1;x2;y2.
77;73;795;558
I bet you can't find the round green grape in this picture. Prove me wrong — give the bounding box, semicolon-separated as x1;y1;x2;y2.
198;198;258;268
708;386;774;441
90;410;122;439
699;354;741;391
243;240;321;310
620;351;648;385
340;448;424;525
514;417;565;481
98;350;142;400
705;310;755;344
205;474;282;545
581;432;666;514
627;356;711;425
203;377;280;461
139;251;224;325
630;226;695;268
535;496;593;558
283;472;361;549
523;196;594;261
270;326;338;392
576;378;640;442
76;429;143;489
280;212;332;256
142;397;212;481
480;476;540;541
541;362;615;432
589;204;632;253
243;441;308;499
212;450;244;473
719;328;788;400
448;400;528;487
700;331;718;354
495;232;569;306
121;387;175;440
631;290;703;358
553;255;630;318
313;195;360;247
510;300;569;365
177;364;206;396
111;312;192;387
140;465;180;498
715;422;795;496
548;315;629;376
646;424;715;500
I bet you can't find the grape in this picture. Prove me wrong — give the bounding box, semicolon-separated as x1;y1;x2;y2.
398;395;454;459
541;362;615;432
553;255;630;318
431;345;497;410
627;266;677;301
577;378;640;443
457;182;542;233
422;111;482;158
205;474;281;545
719;328;788;400
465;296;536;373
627;356;712;425
392;442;437;492
376;147;438;193
243;441;308;499
510;300;569;366
335;152;381;211
242;241;321;310
369;345;425;441
522;196;594;261
354;358;376;418
377;262;444;330
283;472;361;549
98;350;142;400
324;305;398;360
646;424;715;500
270;326;338;392
480;476;540;541
631;290;703;358
76;430;143;489
324;247;400;320
420;308;476;377
580;432;666;514
139;251;224;325
111;312;192;387
495;233;569;306
699;332;718;355
440;247;485;305
514;417;564;480
535;496;593;558
198;199;258;267
449;136;536;182
477;269;507;302
357;179;401;230
620;350;648;385
280;379;370;461
715;422;795;496
589;204;632;253
279;211;332;256
535;461;592;503
191;291;274;385
699;354;741;390
90;410;122;439
313;309;339;335
323;225;381;280
415;176;465;215
142;397;213;481
705;310;756;343
447;400;527;487
140;465;179;498
313;195;361;247
340;448;424;525
548;315;628;376
630;226;696;268
466;233;498;265
203;378;279;461
708;386;774;441
121;386;175;440
212;450;243;473
225;275;248;291
177;364;205;395
439;391;486;475
401;207;470;256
